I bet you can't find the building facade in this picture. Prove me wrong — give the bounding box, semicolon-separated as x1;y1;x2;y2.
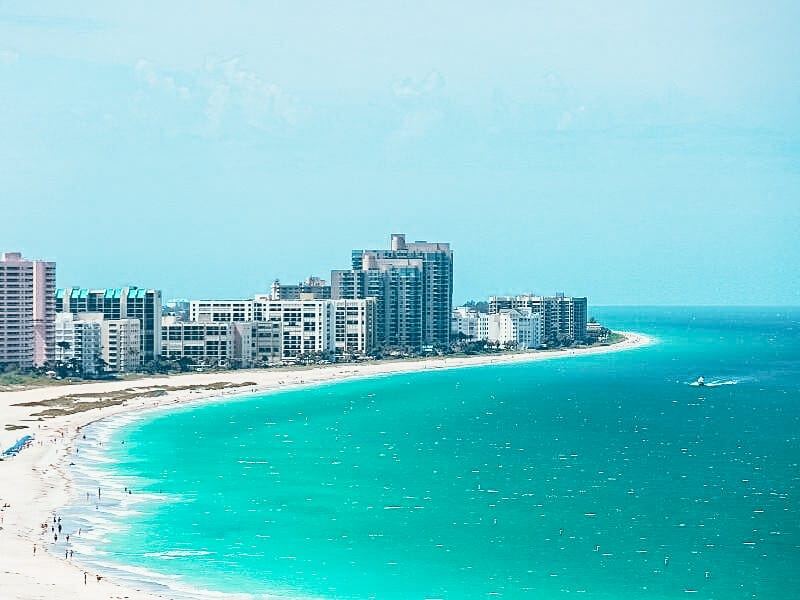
0;252;56;369
101;318;141;373
161;317;234;367
258;297;335;362
489;293;587;343
55;313;102;376
189;300;254;323
333;233;453;351
451;306;480;340
485;309;543;349
56;287;162;363
333;298;375;356
270;277;331;300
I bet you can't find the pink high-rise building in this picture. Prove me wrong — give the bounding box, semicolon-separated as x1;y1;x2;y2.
0;252;56;368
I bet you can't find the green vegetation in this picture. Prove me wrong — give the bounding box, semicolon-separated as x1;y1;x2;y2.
0;371;65;391
602;332;626;345
11;381;259;419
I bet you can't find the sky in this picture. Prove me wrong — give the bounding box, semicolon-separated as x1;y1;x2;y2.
2;1;799;305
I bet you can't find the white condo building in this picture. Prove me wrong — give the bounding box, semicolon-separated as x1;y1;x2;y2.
161;317;234;367
333;298;375;356
259;298;335;361
451;306;480;339
102;318;141;373
55;313;102;376
486;309;542;349
451;306;542;349
185;295;375;363
190;300;255;323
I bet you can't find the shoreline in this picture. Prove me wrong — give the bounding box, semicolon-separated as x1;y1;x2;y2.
0;331;653;600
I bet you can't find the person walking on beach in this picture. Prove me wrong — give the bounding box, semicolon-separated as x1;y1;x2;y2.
84;571;87;585
33;544;36;555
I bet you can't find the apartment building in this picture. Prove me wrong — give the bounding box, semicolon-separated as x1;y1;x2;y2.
189;300;254;323
259;297;335;362
161;317;233;367
333;233;452;351
488;293;587;343
56;287;162;362
270;277;331;300
102;318;141;373
451;306;480;339
0;252;55;368
486;309;543;349
333;298;375;356
55;312;102;375
250;320;282;366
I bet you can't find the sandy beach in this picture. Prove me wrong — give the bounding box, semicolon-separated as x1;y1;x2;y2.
0;332;652;600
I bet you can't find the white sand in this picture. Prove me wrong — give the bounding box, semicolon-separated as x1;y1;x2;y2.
0;332;652;599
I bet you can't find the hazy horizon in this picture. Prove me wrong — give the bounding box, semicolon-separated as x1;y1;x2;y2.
3;2;798;305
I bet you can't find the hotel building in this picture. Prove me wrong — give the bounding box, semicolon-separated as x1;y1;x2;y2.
0;252;56;368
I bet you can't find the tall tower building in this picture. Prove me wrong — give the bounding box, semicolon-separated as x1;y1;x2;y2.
0;252;56;368
332;233;453;350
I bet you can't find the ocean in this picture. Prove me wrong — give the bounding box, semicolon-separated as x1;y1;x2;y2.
61;307;800;599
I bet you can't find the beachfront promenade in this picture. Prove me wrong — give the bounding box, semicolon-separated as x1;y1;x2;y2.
0;333;651;600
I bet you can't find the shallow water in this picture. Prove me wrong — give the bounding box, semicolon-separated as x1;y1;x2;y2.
64;307;800;599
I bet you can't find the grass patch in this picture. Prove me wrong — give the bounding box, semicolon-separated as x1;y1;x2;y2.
4;423;29;430
12;381;259;419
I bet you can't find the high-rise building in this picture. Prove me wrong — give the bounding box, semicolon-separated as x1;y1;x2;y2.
543;294;587;344
56;287;162;363
332;233;453;351
0;252;56;368
55;313;102;376
333;298;375;356
101;318;141;373
488;293;587;343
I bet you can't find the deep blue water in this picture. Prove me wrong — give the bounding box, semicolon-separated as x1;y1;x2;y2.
63;307;800;599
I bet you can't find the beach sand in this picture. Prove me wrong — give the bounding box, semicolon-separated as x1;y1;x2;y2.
0;332;652;599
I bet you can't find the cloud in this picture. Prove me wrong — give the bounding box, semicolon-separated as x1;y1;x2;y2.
0;49;20;65
135;59;191;99
202;57;304;131
393;70;444;98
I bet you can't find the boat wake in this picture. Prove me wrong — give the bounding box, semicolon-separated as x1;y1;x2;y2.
688;376;753;387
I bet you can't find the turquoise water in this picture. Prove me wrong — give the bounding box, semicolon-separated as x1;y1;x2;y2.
66;307;800;599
